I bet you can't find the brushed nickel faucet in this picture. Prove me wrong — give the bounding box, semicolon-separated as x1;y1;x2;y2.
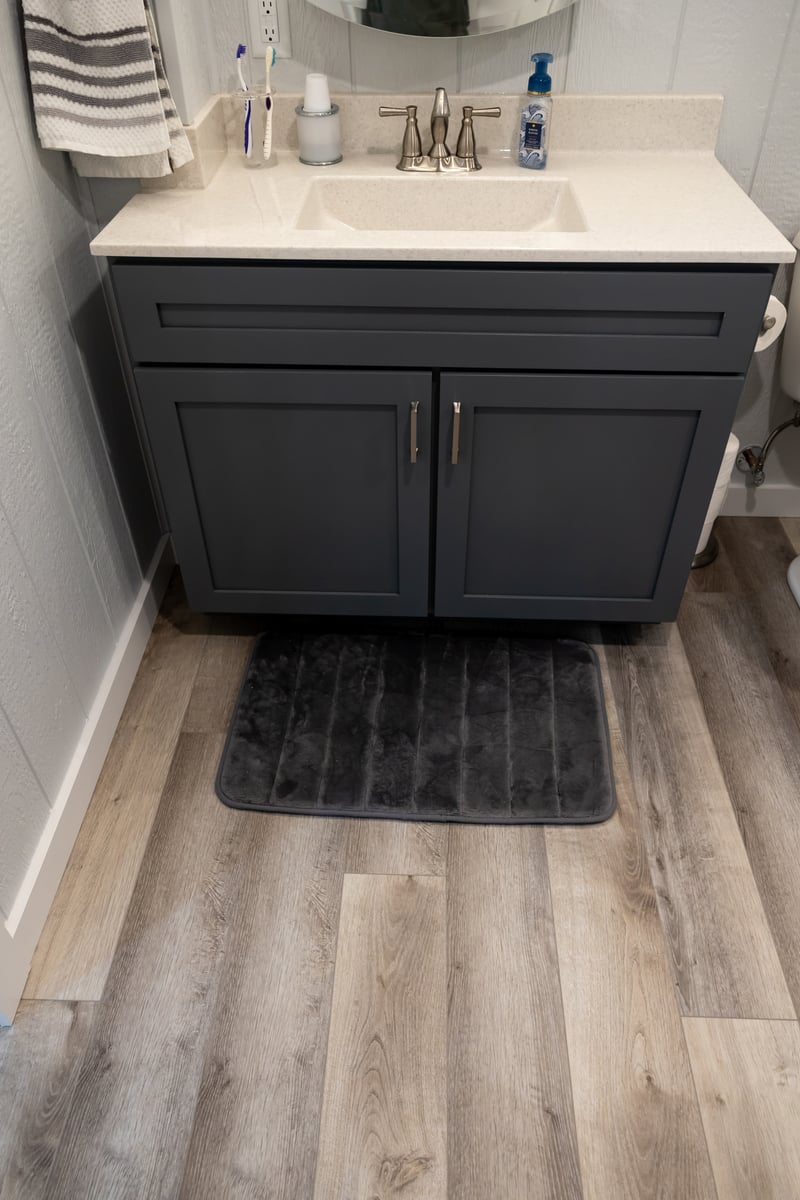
379;88;501;173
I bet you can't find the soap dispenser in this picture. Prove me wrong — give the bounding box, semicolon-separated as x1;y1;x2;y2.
518;52;553;170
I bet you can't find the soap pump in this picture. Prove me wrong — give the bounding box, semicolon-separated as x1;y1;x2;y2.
518;52;553;170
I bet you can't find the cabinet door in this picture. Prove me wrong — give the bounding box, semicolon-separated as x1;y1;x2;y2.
137;369;432;614
435;373;740;622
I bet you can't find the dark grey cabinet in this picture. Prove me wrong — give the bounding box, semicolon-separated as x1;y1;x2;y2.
434;373;740;621
136;368;432;614
112;259;776;621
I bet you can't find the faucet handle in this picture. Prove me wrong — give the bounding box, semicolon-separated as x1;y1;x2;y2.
379;104;424;168
455;104;502;170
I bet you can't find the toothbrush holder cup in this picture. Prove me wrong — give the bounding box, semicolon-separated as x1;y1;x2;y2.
240;91;276;169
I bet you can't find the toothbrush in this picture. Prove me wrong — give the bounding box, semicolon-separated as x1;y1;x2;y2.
236;43;252;158
263;47;276;161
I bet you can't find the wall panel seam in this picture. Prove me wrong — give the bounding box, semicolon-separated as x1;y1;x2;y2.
0;695;51;810
747;0;800;197
563;10;574;92
0;271;116;638
346;17;355;93
667;0;689;92
0;495;90;734
348;25;358;92
564;4;576;87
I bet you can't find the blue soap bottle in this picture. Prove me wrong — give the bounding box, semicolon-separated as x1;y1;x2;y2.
518;52;553;170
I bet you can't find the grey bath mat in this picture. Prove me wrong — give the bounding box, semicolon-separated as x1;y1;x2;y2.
217;634;615;824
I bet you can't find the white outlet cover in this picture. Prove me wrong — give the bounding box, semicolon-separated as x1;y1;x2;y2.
249;0;292;59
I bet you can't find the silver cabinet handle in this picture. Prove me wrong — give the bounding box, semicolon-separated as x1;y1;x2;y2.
410;399;419;464
451;401;461;465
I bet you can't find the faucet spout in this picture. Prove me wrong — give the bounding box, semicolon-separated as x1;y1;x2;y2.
428;86;451;161
431;87;450;120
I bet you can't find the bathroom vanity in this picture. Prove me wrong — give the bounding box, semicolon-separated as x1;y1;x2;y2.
96;95;795;622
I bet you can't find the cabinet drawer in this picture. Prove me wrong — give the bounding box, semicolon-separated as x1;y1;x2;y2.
113;261;773;374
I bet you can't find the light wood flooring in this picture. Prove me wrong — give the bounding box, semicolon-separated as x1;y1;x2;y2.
4;516;800;1199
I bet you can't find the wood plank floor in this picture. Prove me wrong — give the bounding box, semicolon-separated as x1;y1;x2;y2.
4;516;800;1198
314;874;447;1199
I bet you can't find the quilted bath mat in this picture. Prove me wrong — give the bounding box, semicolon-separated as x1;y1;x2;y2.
217;633;616;824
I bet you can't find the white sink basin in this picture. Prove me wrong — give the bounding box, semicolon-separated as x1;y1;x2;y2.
294;174;586;234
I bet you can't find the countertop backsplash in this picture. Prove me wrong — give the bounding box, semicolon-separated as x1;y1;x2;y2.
220;92;723;158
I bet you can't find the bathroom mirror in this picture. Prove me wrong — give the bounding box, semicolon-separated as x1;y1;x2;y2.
305;0;577;38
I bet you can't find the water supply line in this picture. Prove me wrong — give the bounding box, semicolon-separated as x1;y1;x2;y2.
736;402;800;486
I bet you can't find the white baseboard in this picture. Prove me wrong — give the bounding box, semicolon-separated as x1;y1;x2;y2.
0;536;172;1025
722;481;800;517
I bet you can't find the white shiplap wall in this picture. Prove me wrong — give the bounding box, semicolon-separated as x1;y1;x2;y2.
178;0;800;504
0;8;160;934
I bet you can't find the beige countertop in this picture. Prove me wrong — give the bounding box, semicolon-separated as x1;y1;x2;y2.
90;95;796;265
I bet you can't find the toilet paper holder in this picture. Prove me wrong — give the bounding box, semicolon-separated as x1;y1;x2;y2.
754;294;788;353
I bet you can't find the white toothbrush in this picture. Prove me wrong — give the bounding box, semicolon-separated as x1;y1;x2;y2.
263;47;276;161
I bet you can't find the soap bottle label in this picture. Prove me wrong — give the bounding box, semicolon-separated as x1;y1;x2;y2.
523;120;543;149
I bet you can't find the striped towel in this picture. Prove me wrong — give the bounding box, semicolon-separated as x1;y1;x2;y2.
21;0;193;178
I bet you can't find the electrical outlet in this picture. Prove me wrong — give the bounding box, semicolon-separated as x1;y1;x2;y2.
249;0;291;58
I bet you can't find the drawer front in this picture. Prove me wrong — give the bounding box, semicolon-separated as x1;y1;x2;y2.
113;261;774;374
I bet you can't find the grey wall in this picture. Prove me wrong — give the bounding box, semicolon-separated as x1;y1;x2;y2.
0;2;160;917
155;0;800;508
